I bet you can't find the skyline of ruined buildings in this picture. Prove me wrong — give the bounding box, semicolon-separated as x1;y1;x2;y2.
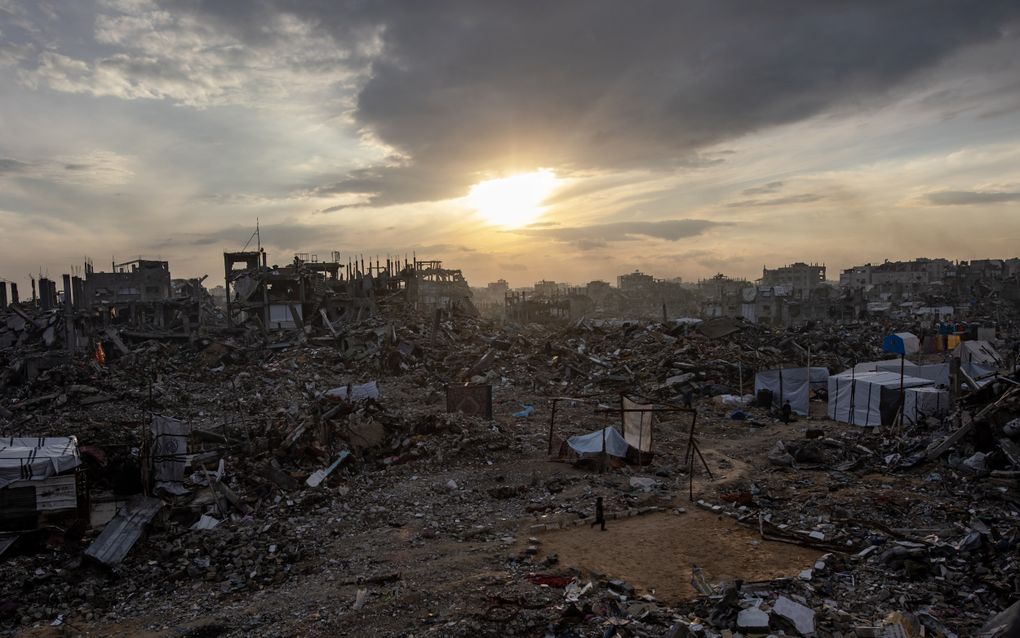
3;253;1019;342
474;257;1020;328
0;250;477;368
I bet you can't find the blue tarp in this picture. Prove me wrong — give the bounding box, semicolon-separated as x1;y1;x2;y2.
882;333;919;355
566;427;631;458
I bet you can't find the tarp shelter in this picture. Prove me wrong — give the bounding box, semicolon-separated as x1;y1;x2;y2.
954;340;1003;368
827;371;932;426
882;332;920;355
151;416;192;496
566;427;631;458
0;437;81;525
622;397;653;453
903;387;950;426
754;367;829;416
852;359;918;375
0;437;80;488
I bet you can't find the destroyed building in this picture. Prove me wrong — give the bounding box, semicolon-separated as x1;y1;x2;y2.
224;251;477;334
82;259;171;306
760;262;827;299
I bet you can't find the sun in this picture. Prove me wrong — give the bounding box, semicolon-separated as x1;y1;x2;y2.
467;169;558;227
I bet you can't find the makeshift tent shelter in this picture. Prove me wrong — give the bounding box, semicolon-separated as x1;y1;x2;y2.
954;340;1003;368
0;437;82;526
0;437;80;489
565;426;631;458
853;359;919;375
754;367;829;416
882;332;920;355
827;371;932;426
903;387;950;426
853;358;996;389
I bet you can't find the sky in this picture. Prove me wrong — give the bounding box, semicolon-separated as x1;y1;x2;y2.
2;1;1020;293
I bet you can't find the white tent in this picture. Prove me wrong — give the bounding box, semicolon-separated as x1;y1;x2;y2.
852;359;918;375
854;359;993;389
903;387;950;426
954;340;1003;368
827;371;932;426
566;427;631;458
754;367;829;416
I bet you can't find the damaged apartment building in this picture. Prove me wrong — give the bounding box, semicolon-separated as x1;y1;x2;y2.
223;251;477;335
1;259;213;366
698;263;834;327
840;257;1020;321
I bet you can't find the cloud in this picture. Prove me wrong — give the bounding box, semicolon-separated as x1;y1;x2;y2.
515;219;727;244
161;219;345;253
52;1;1007;209
925;189;1020;205
726;193;823;208
498;262;528;272
303;1;1018;206
0;151;134;186
0;158;31;174
14;2;368;107
740;181;785;196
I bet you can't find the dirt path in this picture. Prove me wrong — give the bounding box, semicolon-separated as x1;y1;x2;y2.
533;508;819;602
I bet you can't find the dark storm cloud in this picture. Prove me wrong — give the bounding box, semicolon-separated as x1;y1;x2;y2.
515;219;727;244
168;0;1019;206
926;189;1020;205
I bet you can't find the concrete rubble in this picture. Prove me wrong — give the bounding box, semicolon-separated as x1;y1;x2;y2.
0;260;1018;637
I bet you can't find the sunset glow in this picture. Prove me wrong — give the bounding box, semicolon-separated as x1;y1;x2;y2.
467;170;558;228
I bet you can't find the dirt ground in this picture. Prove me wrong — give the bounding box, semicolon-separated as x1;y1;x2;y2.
10;399;893;637
534;509;820;601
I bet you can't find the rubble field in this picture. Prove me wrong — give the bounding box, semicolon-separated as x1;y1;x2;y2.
1;304;1019;637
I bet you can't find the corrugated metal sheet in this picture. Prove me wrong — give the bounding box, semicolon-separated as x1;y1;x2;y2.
83;495;161;566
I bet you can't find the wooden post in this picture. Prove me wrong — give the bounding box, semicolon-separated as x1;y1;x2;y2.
548;399;557;455
600;424;607;474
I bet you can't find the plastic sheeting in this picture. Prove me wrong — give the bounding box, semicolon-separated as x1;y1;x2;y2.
566;427;631;458
827;371;932;427
754;367;829;416
903;387;950;426
622;397;653;452
324;381;380;402
0;437;80;489
151;416;192;496
954;340;1003;368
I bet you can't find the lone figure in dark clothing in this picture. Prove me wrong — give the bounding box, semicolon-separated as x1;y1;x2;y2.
591;496;606;531
781;400;792;424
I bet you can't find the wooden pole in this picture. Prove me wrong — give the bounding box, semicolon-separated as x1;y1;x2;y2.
548;399;557;455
